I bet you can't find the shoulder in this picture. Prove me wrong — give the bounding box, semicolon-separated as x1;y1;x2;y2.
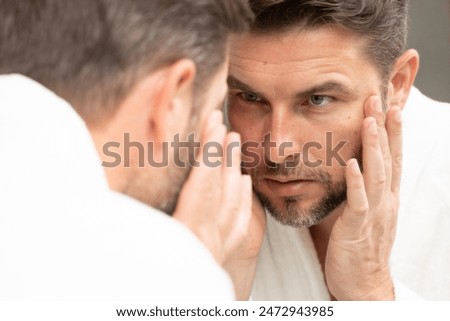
0;74;234;299
95;192;236;300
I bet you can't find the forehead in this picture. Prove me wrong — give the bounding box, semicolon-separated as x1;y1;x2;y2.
229;25;378;92
230;25;368;68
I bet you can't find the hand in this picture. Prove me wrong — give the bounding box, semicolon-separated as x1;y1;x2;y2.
325;96;402;300
225;191;266;262
223;191;266;300
173;110;252;265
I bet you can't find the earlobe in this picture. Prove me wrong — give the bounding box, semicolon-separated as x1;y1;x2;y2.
388;49;420;110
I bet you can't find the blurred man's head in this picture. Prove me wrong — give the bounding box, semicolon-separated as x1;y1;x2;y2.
227;0;418;227
0;0;253;214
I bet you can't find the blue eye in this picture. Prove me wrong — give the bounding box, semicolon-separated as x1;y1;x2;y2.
308;95;332;107
239;92;262;103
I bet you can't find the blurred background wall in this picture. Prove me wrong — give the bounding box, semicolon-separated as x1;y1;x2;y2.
407;0;450;102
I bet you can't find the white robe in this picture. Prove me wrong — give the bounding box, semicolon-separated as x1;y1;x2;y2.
252;87;450;300
0;74;234;300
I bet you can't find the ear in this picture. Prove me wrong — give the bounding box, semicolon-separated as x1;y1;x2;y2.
149;59;197;144
387;49;420;110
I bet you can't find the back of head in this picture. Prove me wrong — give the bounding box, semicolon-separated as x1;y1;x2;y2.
0;0;253;124
248;0;409;82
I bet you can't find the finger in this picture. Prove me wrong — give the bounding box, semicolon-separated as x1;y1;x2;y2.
176;111;226;219
240;175;253;229
200;109;226;167
201;110;223;143
191;109;223;170
341;158;369;228
252;190;266;227
385;107;403;194
222;131;242;177
362;116;386;206
220;132;243;232
188;110;226;197
224;175;252;253
364;96;392;188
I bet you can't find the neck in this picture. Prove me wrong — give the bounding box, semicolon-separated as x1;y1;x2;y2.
88;123;129;192
309;204;345;301
309;203;345;274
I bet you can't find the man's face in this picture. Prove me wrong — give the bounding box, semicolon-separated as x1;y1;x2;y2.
228;26;384;227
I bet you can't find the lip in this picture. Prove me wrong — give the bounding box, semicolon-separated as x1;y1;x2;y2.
263;177;314;197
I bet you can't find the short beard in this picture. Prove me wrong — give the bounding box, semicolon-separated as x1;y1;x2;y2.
152;163;191;215
122;161;190;215
255;180;346;228
251;149;362;228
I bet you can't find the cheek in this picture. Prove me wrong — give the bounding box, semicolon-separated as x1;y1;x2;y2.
340;116;363;156
323;119;362;181
227;102;264;142
292;110;361;169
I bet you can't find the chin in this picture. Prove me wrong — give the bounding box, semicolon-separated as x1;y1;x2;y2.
255;185;347;228
268;199;333;228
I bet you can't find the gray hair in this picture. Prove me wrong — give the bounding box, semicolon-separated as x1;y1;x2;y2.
0;0;253;123
249;0;409;83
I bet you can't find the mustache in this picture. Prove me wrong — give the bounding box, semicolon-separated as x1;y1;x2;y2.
247;154;332;184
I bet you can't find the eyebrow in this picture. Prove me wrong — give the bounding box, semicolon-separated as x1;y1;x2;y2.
227;75;353;100
227;76;263;97
298;82;353;99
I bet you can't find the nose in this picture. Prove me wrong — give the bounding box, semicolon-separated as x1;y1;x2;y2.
263;109;302;165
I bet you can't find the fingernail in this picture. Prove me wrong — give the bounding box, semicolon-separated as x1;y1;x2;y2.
368;118;377;135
